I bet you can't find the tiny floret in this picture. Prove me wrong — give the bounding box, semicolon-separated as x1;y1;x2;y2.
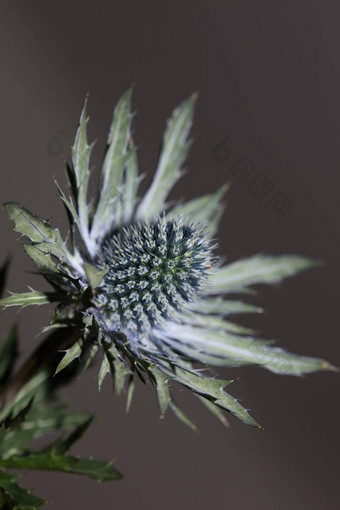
95;219;212;333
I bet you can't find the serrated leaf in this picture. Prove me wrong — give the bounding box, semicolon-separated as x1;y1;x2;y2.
0;469;45;509
149;366;170;416
100;335;131;395
136;94;196;220
72;98;94;244
55;180;81;230
0;292;59;308
0;325;18;386
164;322;335;375
0;453;122;482
4;203;67;259
165;366;259;427
207;255;320;295
187;298;264;316
24;244;60;275
90;89;133;242
55;338;84;375
169;183;229;237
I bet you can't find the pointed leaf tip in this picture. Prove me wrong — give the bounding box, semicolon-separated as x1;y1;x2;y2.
136;94;196;220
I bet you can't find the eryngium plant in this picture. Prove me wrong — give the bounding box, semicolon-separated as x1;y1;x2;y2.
0;89;335;429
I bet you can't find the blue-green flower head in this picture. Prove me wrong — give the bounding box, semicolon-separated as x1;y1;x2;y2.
3;87;333;430
95;219;213;335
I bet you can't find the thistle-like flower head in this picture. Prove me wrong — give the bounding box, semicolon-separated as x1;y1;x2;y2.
1;89;335;429
96;219;212;335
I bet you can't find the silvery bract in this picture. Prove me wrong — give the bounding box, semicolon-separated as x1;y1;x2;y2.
1;89;335;429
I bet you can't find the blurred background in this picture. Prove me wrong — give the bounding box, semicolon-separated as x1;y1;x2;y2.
0;1;339;508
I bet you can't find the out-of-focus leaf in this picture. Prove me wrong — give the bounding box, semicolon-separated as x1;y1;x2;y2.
187;298;264;316
0;453;122;482
0;292;59;308
126;376;135;412
0;292;56;308
0;325;18;386
136;94;196;220
169;401;197;432
168;183;229;237
0;469;45;509
0;403;90;459
197;395;229;427
0;258;10;297
48;416;93;455
179;312;255;335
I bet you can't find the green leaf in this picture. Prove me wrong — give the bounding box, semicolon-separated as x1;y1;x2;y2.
100;334;131;395
168;183;229;237
164;365;260;427
149;367;170;417
83;264;108;290
0;292;59;308
4;203;67;260
72;98;94;243
169;401;198;431
24;244;60;275
0;325;18;386
187;298;264;316
136;94;197;221
0;403;89;459
119;143;139;224
90;89;133;242
165;322;335;375
55;180;81;231
0;453;122;482
126;376;135;412
0;469;45;509
179;312;255;335
197;395;229;427
49;416;94;455
54;338;84;375
98;355;110;391
207;255;320;295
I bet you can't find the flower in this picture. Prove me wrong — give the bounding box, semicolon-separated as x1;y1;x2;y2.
1;89;335;429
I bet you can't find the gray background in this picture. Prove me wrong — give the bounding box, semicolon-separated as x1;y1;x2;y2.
1;1;339;509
